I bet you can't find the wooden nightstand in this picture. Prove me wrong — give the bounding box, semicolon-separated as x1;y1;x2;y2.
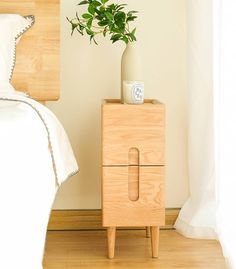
101;99;165;259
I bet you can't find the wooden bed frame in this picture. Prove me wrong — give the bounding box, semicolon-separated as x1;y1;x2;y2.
0;0;60;101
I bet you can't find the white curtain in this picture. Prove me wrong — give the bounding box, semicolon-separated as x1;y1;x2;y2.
174;0;217;239
175;0;236;267
214;1;236;267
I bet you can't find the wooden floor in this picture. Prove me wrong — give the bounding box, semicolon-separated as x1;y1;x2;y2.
43;229;226;269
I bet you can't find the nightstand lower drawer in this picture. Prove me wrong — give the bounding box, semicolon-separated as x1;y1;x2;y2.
102;166;165;227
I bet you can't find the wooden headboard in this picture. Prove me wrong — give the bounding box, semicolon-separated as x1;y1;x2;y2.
0;0;60;101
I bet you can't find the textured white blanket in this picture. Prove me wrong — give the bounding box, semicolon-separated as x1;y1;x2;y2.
0;89;78;269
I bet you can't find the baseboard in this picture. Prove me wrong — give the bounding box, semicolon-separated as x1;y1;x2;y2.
47;209;180;231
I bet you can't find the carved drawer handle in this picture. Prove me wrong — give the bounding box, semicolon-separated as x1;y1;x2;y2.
128;148;139;201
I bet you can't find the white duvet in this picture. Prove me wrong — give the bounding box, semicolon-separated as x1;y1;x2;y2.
0;87;78;269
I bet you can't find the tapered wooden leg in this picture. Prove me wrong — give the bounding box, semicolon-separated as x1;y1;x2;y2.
107;227;116;259
146;226;151;238
150;226;159;258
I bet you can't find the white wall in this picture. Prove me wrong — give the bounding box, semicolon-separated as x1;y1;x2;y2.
48;0;189;209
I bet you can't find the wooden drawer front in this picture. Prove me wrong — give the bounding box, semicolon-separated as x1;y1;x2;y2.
102;103;165;166
102;166;165;227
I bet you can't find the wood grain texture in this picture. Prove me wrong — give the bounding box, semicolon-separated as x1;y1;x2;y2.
107;227;116;259
0;0;60;101
150;226;159;258
128;165;139;201
146;226;151;238
128;147;139;166
102;166;165;227
43;230;227;269
128;149;140;201
47;210;102;230
102;99;165;166
47;209;179;231
102;99;165;258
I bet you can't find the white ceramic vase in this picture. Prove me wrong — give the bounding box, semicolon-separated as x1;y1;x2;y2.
121;42;144;104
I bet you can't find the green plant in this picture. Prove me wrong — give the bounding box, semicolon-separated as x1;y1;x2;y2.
67;0;138;45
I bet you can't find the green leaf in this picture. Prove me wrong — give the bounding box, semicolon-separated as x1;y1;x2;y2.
122;35;129;44
115;20;125;32
79;24;85;32
86;28;94;35
117;4;127;7
95;14;104;20
87;18;93;28
127;10;138;16
127;33;136;42
115;3;127;10
98;19;109;26
88;34;98;45
101;0;109;4
126;28;137;42
82;13;93;19
116;6;125;11
112;39;120;44
112;26;123;34
111;33;122;39
92;0;101;7
95;8;102;15
70;24;78;35
108;3;116;10
78;0;89;5
99;6;105;12
67;18;79;33
76;27;83;35
88;4;95;14
131;27;136;35
108;23;115;32
114;11;126;22
105;12;113;21
127;15;137;22
93;37;98;45
111;33;122;43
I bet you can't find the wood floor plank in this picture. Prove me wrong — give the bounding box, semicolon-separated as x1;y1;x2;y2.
43;230;226;269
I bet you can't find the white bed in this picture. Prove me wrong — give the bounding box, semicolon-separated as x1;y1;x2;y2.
0;14;78;269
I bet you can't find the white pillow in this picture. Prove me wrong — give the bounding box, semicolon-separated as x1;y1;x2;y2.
0;14;34;89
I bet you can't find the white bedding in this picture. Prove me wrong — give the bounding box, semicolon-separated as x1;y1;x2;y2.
0;87;78;269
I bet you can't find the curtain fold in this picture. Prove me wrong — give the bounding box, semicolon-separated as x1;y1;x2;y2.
214;0;236;267
174;0;217;239
175;0;236;267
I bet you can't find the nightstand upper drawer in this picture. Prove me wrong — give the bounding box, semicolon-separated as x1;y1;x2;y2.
102;100;165;166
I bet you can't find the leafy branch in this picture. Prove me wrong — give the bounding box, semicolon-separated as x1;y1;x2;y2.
67;0;138;44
